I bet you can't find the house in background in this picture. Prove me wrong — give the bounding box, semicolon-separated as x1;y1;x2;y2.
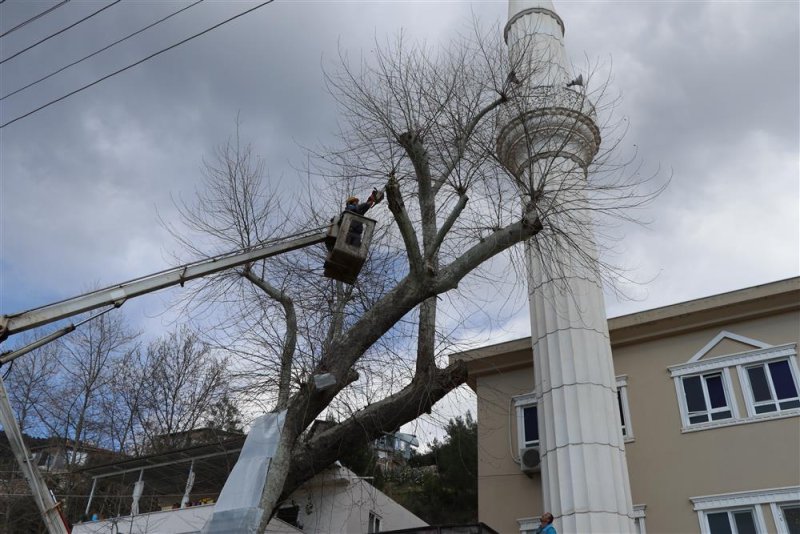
72;434;427;534
29;437;117;473
374;432;420;471
454;277;800;534
0;433;117;474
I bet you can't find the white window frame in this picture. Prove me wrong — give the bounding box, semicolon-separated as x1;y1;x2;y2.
517;516;540;534
673;368;738;430
701;507;765;534
514;378;631;453
669;344;800;432
66;449;88;466
368;511;382;533
617;375;634;442
632;504;647;534
514;391;540;454
738;355;800;417
692;486;800;534
770;501;800;534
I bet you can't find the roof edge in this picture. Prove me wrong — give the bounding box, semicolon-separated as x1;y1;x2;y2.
451;276;800;363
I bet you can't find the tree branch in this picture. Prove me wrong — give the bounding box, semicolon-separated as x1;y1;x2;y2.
436;95;507;195
431;193;468;258
242;268;297;410
282;360;467;501
386;173;424;275
436;209;543;293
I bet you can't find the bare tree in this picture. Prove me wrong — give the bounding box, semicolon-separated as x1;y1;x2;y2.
4;336;59;436
35;313;139;467
137;326;230;451
96;347;150;455
169;24;661;531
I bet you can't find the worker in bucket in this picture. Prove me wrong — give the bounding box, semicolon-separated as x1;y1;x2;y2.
344;189;383;246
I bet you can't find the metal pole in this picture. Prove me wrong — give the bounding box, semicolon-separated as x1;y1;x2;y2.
0;375;69;533
181;459;195;508
1;232;326;340
84;477;98;517
0;324;75;365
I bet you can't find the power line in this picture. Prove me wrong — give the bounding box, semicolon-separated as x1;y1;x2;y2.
0;0;122;66
0;0;70;39
1;0;204;101
0;0;276;129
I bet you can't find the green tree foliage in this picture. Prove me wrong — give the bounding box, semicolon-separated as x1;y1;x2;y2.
340;446;386;491
395;413;477;525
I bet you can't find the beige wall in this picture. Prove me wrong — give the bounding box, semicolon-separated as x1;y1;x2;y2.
477;361;543;533
470;286;800;534
615;310;800;534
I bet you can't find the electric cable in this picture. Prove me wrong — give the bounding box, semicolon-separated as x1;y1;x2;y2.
0;0;122;66
2;0;205;101
1;0;276;129
0;0;70;39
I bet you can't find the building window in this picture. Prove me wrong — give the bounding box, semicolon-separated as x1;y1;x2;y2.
773;502;800;534
741;359;800;415
514;392;539;455
671;341;798;432
617;376;634;441
65;449;88;466
522;405;539;447
692;487;798;534
704;508;759;534
514;379;631;452
633;504;647;534
677;370;735;426
517;517;540;534
368;511;381;533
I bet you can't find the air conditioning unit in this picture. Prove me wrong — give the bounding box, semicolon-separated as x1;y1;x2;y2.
520;446;540;476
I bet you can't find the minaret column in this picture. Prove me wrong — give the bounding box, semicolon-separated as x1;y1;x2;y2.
497;1;635;532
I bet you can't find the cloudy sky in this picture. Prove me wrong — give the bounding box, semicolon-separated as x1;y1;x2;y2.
1;1;798;394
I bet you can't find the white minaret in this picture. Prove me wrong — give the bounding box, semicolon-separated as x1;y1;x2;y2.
497;1;635;532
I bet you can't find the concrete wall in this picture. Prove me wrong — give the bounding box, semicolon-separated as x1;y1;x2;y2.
71;505;302;534
476;354;543;533
469;281;800;534
290;467;427;533
615;310;800;534
73;466;425;534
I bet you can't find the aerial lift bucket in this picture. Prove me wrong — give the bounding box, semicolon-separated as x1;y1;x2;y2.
324;211;376;285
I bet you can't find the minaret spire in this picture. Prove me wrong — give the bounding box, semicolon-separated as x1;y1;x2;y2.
498;1;636;532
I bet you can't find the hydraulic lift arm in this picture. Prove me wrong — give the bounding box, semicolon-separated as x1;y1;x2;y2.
0;229;326;534
0;231;326;343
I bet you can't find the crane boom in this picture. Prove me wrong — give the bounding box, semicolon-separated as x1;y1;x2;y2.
0;214;382;534
0;231;325;342
0;229;328;534
0;377;69;533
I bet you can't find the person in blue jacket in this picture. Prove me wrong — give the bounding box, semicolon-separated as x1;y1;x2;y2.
536;512;557;534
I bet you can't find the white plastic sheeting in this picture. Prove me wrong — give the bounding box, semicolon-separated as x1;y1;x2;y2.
201;411;287;534
181;465;196;509
131;479;145;516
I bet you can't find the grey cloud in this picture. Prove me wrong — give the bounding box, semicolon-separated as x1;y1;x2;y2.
1;1;797;339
